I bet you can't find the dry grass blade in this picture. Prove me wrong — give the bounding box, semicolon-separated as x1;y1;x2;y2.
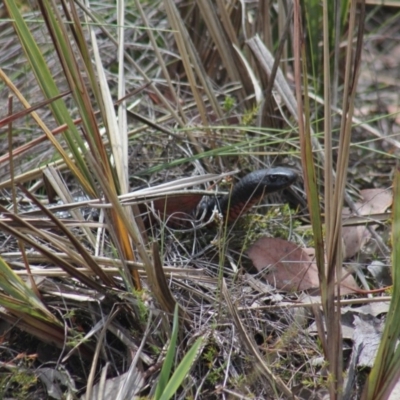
263;3;293;108
325;2;364;396
0;217;102;230
0;307;70;351
292;0;332;395
322;0;333;247
326;2;365;293
84;1;147;288
0;91;70;128
221;279;298;399
0;69;91;193
247;35;297;118
7;94;39;299
85;308;119;400
246;34;325;162
195;0;253;104
150;242;177;315
17;184;115;286
164;0;220;141
42;166;97;246
0;209;108;293
133;0;186;122
75;0;185;125
292;2;325;293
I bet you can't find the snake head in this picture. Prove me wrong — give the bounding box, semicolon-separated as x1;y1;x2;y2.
215;167;298;222
251;167;298;195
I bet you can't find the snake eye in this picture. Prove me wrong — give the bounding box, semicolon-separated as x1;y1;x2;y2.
268;174;278;182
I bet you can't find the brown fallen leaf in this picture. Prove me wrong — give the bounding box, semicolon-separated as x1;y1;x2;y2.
342;188;392;258
247;237;359;294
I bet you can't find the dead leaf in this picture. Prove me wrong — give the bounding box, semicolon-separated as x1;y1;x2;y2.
247;237;359;294
342;188;392;258
352;315;384;368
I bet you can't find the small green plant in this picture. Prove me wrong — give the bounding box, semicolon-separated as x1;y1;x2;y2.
242;104;260;126
66;330;87;348
202;343;219;366
0;369;38;399
133;289;150;323
223;95;236;112
206;364;225;386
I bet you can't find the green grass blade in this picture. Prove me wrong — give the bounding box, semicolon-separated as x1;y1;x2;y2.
158;336;204;400
154;303;180;399
0;257;60;324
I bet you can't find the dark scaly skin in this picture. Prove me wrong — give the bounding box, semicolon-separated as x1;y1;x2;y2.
208;167;298;222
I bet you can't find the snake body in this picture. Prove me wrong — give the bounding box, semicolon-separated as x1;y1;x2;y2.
145;167;297;228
